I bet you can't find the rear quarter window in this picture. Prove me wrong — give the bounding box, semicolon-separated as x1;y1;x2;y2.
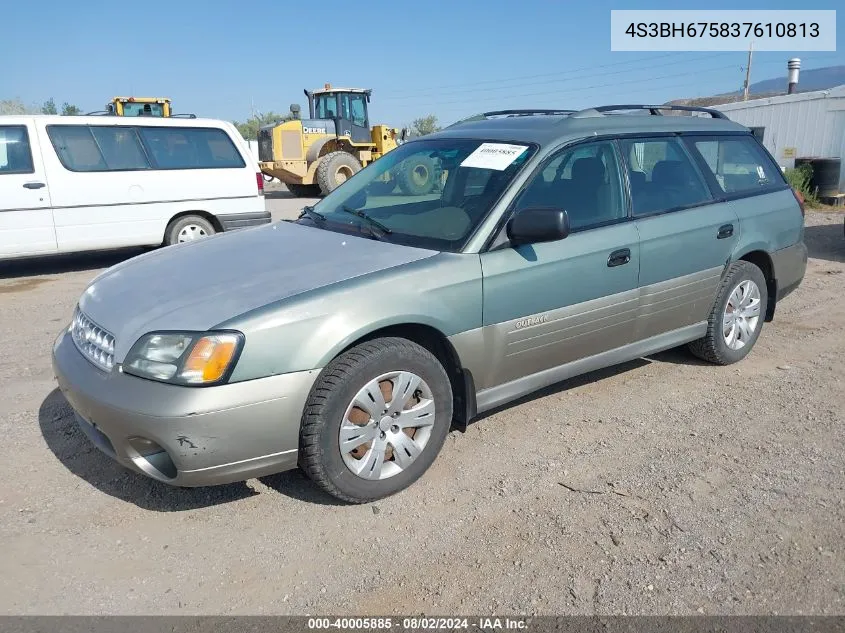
686;135;786;196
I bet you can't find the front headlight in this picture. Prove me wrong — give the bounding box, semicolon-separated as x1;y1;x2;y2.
123;331;243;386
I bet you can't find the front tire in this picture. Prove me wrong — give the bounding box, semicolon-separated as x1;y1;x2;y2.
315;151;362;195
689;260;768;365
164;214;216;246
299;337;453;503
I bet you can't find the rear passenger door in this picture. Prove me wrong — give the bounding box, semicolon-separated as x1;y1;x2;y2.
479;140;640;390
619;136;737;341
0;121;57;257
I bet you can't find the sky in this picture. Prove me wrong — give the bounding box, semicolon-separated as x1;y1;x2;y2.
2;0;843;128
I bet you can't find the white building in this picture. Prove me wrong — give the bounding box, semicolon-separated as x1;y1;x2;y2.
713;85;845;195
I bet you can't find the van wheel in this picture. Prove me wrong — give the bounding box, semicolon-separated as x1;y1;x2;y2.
299;337;453;503
689;261;768;365
165;215;216;246
316;151;362;195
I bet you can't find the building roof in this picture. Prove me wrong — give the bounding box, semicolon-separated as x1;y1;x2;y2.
713;84;845;111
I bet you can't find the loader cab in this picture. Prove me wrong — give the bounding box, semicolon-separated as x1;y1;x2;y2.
109;97;171;117
306;85;372;144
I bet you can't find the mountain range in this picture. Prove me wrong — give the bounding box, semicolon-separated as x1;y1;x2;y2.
669;65;845;107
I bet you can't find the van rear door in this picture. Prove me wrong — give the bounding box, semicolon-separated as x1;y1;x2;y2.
0;120;57;257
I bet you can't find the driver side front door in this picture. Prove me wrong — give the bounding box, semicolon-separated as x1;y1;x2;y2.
475;140;640;406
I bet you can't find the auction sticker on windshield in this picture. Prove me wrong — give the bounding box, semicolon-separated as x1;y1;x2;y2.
461;143;528;170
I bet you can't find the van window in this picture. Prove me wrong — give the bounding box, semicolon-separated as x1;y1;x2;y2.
47;125;245;172
515;140;626;231
688;135;785;195
48;126;109;171
619;137;712;216
138;127;245;170
91;127;150;170
0;126;34;174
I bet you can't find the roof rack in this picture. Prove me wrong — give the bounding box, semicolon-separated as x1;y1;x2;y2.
481;109;576;117
573;104;727;119
447;109;575;128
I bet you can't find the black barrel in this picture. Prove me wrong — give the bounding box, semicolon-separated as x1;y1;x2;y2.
794;158;842;197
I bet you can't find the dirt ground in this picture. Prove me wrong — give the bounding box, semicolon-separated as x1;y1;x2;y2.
0;208;842;616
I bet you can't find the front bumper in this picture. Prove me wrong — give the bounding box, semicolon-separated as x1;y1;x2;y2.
51;330;319;487
217;211;272;231
772;240;808;301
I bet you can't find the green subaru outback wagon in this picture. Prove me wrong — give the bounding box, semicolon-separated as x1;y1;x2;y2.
53;105;807;503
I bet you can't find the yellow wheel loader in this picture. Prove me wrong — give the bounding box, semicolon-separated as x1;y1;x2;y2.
98;97;195;118
258;84;439;197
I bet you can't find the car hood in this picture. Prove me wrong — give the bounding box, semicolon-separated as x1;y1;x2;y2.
78;222;438;362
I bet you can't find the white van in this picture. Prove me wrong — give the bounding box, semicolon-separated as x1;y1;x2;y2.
0;115;269;260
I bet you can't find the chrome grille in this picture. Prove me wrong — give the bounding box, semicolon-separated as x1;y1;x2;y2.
70;307;115;371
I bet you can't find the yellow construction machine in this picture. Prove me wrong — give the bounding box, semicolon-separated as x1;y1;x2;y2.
258;84;437;196
106;97;172;117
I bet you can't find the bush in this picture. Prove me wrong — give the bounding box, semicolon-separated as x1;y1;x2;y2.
784;163;818;204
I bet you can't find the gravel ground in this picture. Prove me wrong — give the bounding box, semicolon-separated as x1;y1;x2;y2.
0;206;842;616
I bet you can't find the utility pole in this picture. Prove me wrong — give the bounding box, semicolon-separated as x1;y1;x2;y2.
742;41;753;101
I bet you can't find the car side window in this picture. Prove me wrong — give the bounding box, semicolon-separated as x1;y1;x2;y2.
0;125;34;174
689;135;785;195
514;140;626;232
619;137;712;216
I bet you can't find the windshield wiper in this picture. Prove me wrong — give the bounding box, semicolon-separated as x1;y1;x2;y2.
339;205;393;239
300;205;327;223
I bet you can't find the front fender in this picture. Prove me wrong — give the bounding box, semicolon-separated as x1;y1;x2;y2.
221;253;483;382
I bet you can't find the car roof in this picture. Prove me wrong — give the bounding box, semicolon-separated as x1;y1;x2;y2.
427;108;749;147
0;114;232;128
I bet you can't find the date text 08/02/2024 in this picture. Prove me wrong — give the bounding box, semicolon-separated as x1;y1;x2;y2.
307;617;528;630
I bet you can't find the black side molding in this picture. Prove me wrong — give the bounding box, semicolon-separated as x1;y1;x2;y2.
217;211;272;231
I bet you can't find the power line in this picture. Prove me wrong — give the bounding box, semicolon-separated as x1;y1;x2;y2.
382;52;712;97
420;54;841;114
381;52;734;101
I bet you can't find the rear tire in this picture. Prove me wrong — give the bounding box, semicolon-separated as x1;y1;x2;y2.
688;260;768;365
164;214;216;246
286;183;321;197
299;337;453;504
315;151;362;195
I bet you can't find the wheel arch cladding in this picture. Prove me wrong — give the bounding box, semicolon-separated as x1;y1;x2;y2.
336;323;476;431
734;248;776;321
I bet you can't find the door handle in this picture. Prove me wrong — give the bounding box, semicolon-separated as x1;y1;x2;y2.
717;223;734;239
607;248;631;267
23;182;46;190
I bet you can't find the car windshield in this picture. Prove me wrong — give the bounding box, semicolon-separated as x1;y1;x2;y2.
299;138;536;252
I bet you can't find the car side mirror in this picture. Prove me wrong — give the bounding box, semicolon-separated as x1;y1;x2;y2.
506;207;570;246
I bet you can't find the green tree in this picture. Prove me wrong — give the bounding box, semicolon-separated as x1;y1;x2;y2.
61;102;82;116
233;111;288;141
42;98;58;115
410;114;441;137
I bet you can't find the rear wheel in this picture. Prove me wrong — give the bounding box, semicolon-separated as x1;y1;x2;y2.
688;260;768;365
286;183;321;197
164;214;216;246
299;337;453;503
315;151;362;195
